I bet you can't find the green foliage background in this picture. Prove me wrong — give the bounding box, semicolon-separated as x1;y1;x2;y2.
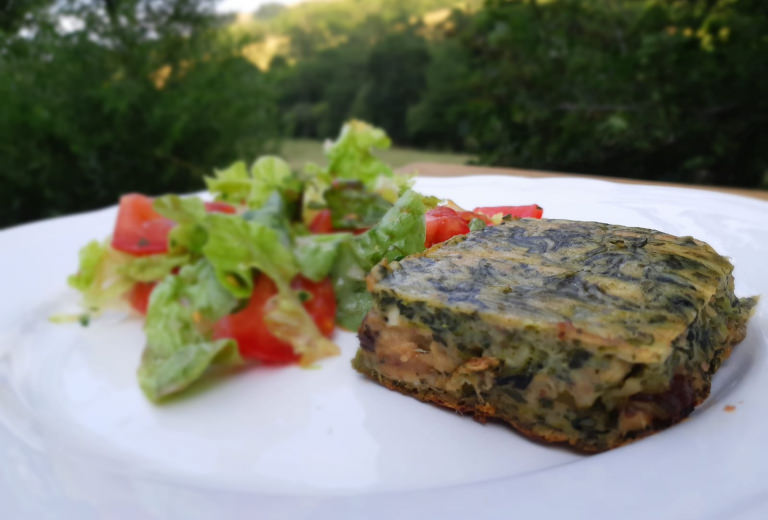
2;0;767;228
0;0;280;227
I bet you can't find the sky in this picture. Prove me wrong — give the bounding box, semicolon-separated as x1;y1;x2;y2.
216;0;306;13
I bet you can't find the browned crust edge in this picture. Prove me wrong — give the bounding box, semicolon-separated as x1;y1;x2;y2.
353;359;708;454
354;360;610;453
355;363;590;451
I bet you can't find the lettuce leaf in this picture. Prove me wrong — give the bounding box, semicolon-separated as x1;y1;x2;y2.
373;173;414;204
468;218;487;232
204;160;250;203
67;241;133;312
205;156;301;209
117;254;188;282
203;213;298;298
325;120;393;187
331;190;426;329
242;191;294;248
322;120;415;204
299;162;333;226
324;180;392;230
68;240;186;312
138;260;241;402
294;232;351;282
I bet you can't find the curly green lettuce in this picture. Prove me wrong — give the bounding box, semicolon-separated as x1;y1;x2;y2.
205;156;301;209
331;190;426;329
138;260;241;401
68;240;187;313
68;120;434;402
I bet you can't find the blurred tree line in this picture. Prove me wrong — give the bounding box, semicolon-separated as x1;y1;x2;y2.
2;0;767;228
0;0;279;227
274;0;768;188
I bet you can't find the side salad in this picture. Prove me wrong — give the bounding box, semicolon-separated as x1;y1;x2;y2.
67;120;543;402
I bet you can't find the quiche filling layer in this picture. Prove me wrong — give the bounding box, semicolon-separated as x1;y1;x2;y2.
353;219;757;452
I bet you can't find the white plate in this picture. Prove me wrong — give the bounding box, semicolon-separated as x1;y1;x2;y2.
0;175;766;520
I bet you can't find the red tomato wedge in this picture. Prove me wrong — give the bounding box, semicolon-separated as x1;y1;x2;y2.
204;201;236;214
425;206;471;248
309;209;334;234
425;204;543;247
212;275;336;364
129;281;157;315
111;194;175;256
473;204;543;219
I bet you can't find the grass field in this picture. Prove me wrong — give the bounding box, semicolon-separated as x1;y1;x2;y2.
278;138;474;171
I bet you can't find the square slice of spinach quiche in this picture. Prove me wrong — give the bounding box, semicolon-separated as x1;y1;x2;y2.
353;218;758;452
